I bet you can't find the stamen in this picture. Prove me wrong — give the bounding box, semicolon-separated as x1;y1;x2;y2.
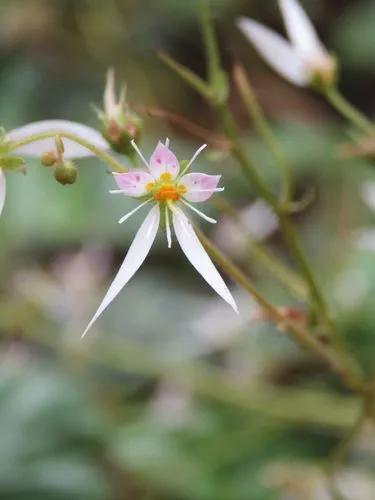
179;144;207;177
165;205;172;248
181;199;216;224
165;137;170;148
130;140;149;169
118;199;152;224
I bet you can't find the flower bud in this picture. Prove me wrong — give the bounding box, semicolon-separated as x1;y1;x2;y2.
96;68;143;155
40;151;58;167
54;161;78;185
102;114;142;156
308;54;338;91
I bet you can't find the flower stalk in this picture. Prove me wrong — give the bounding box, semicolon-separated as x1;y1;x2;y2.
324;85;375;136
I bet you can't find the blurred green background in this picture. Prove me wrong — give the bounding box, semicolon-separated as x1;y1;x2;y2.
0;0;375;498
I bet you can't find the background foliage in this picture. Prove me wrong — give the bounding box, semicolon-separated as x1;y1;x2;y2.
0;0;375;498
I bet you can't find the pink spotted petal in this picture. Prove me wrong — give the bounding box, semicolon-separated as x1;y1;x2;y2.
113;171;155;197
0;169;6;216
149;141;180;179
180;173;221;203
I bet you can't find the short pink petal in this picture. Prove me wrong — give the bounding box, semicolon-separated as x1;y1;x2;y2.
180;173;221;202
149;141;180;179
113;171;155;197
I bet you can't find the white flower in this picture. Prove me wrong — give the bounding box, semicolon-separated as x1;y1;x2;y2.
82;139;238;338
0;119;109;217
237;0;336;87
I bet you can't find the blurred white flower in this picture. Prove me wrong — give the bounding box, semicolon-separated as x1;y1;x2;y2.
214;199;278;258
262;461;331;500
13;247;111;328
335;469;375;500
149;381;193;429
190;291;255;350
237;0;336;88
354;181;375;251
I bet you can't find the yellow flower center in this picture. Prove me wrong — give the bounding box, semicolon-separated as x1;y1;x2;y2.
149;172;186;202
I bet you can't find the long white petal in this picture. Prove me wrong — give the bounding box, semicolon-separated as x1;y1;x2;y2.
172;208;238;312
0;169;6;216
237;17;308;86
82;205;160;338
7;120;109;159
104;68;117;117
279;0;326;56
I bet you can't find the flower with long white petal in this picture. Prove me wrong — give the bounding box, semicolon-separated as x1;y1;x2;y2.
237;0;336;88
82;140;238;338
0;119;110;217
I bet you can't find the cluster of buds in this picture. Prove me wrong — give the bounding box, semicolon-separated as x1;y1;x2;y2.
94;69;143;156
40;135;78;185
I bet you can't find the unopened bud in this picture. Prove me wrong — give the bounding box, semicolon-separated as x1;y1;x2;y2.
103;114;143;155
40;151;57;167
54;161;78;185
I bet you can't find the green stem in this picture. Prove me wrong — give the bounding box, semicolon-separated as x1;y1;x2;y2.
324;86;375;136
8;131;127;173
234;64;293;204
217;103;332;326
197;229;365;394
199;0;221;86
216;103;276;206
